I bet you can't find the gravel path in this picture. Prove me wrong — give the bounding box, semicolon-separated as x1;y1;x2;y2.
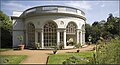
0;45;94;64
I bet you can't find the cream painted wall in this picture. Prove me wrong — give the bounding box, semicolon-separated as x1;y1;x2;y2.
24;15;85;29
13;31;24;47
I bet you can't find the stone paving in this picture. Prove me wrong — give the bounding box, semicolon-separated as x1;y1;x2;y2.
0;45;94;64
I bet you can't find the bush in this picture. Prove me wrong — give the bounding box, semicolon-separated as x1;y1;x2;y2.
89;39;120;64
35;42;41;49
53;44;58;54
59;42;64;50
63;56;89;64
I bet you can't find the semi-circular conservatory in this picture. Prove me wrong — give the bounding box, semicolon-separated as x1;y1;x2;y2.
12;5;86;49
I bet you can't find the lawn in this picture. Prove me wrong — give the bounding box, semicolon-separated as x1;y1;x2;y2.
47;51;94;64
0;48;12;52
0;55;27;64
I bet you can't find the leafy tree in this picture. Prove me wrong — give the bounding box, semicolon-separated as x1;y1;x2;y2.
96;39;120;64
86;13;120;44
85;24;92;42
0;11;12;48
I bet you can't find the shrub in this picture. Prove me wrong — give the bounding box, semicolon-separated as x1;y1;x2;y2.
59;42;64;50
35;42;41;49
63;56;89;64
53;44;58;54
89;39;120;64
17;35;23;44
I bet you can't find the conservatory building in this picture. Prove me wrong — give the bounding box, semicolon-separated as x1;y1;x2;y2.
12;5;86;49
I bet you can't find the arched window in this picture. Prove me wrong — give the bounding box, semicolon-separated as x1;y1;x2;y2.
66;22;77;34
27;23;35;45
44;22;57;47
66;22;77;46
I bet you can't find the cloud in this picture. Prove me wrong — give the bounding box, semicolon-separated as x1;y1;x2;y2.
100;4;105;7
113;11;119;17
64;1;92;10
1;1;31;11
113;11;118;14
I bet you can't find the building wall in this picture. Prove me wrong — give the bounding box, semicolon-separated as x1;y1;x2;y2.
12;15;85;47
12;19;25;47
25;15;85;29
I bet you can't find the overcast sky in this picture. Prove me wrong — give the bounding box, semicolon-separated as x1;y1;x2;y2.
1;0;119;24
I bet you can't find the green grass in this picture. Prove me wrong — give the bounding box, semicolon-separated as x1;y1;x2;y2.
0;55;27;64
47;51;93;64
0;48;12;52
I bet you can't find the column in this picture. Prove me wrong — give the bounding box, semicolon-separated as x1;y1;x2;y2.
82;31;85;45
57;30;60;46
80;30;83;46
26;30;28;47
76;29;79;44
35;31;38;43
63;30;66;48
41;29;44;48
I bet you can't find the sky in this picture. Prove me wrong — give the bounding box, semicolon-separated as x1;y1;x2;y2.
0;0;119;24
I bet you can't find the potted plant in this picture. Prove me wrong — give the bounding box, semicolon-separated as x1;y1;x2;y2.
53;44;58;54
17;35;24;50
59;42;64;50
74;43;81;53
35;42;41;49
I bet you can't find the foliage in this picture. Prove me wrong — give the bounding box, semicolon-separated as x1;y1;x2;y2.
0;48;12;52
47;51;93;64
85;24;92;42
0;55;27;64
74;43;81;48
85;13;120;43
89;39;120;64
58;42;64;50
0;11;12;48
35;42;41;49
0;11;12;31
17;35;23;44
63;56;89;64
53;44;58;54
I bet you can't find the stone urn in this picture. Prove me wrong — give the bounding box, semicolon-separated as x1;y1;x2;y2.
18;44;24;50
17;35;24;50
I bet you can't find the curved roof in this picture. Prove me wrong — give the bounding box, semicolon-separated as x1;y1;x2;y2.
24;5;85;15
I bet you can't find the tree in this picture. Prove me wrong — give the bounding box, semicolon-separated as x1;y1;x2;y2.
0;11;12;48
95;39;120;64
85;23;92;42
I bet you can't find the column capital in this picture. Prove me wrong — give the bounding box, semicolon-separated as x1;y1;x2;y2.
64;29;66;32
82;31;85;33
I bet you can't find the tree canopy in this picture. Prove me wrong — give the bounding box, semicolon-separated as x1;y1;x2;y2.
0;11;12;48
85;13;120;43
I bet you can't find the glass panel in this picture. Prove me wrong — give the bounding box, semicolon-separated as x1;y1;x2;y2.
66;22;77;34
44;22;57;47
27;23;35;46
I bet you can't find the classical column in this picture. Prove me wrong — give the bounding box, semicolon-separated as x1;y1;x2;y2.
76;29;79;44
82;31;85;45
80;30;83;45
57;30;60;46
35;31;38;43
63;30;66;48
26;30;28;47
41;29;44;48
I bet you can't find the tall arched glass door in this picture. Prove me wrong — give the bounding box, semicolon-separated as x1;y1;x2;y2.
27;23;35;47
44;22;57;48
66;22;77;46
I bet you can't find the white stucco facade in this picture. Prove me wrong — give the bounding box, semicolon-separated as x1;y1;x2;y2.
12;5;86;49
